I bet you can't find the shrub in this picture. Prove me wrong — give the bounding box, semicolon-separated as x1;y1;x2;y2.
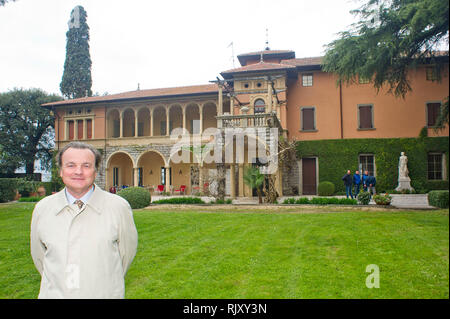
0;178;18;203
318;181;335;196
373;193;392;205
428;190;449;208
338;198;358;205
15;178;39;197
152;197;205;204
117;187;151;209
357;191;371;205
283;198;296;204
296;197;310;204
18;196;45;202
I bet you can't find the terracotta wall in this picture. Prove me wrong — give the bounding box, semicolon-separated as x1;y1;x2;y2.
286;65;449;141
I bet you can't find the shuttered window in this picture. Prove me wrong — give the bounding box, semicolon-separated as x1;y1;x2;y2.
358;105;373;129
68;121;74;140
428;153;443;180
301;107;315;131
86;119;92;139
427;103;441;127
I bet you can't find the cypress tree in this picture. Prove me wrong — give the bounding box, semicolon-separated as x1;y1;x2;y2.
60;5;92;99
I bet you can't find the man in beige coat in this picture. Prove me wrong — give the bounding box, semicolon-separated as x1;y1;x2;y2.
30;142;138;298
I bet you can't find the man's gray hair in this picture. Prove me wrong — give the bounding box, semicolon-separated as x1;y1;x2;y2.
56;141;102;171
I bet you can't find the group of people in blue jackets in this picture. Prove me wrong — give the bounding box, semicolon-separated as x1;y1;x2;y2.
342;170;376;199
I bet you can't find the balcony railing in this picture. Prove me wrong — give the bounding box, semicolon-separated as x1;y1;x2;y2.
216;113;282;129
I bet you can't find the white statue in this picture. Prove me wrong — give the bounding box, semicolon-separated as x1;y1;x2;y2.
396;151;414;192
398;152;409;178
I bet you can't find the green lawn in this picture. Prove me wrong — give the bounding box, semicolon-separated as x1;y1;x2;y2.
0;202;448;299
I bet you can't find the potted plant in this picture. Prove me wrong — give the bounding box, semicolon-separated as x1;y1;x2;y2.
373;193;392;206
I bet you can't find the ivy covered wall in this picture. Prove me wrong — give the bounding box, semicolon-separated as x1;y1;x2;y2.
295;136;449;193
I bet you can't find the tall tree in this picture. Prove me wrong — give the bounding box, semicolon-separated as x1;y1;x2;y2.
0;0;15;6
60;5;93;99
0;88;62;175
323;0;449;126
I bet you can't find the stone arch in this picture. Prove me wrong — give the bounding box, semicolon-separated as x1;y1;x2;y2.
106;151;134;190
137;150;167;189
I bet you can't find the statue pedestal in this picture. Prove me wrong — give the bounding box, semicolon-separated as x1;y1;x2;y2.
396;177;414;192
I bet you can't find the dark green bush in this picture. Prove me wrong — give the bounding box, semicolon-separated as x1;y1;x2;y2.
318;181;335;196
282;197;357;205
0;178;18;203
357;191;371;205
152;197;205;204
18;196;45;202
296;197;310;204
117;187;151;209
373;193;392;205
428;190;449;208
338;198;358;205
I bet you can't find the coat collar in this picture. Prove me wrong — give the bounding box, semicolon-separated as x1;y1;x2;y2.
54;184;103;215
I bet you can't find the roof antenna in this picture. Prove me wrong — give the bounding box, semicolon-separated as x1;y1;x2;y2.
137;83;140;90
265;27;270;50
227;41;235;68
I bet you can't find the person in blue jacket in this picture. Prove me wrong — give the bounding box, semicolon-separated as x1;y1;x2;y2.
362;170;369;192
342;170;353;199
353;170;362;197
366;173;377;198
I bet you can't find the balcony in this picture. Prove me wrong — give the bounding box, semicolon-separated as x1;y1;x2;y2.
217;112;282;129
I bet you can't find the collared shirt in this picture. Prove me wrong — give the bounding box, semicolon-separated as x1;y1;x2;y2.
30;184;138;299
65;185;95;206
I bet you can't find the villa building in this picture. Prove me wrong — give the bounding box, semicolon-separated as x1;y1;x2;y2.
43;49;449;197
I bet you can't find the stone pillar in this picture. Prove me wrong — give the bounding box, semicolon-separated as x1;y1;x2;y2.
166;106;170;136
230;163;236;199
182;106;186;131
119;111;123;138
165;165;171;193
92;117;95;139
65;120;69;140
218;85;223;116
199;165;203;193
238;164;244;197
230;95;234;116
83;119;87;140
267;81;273;113
134;109;138;137
133;167;138;187
199;104;203;134
150;109;154;137
74;120;78;140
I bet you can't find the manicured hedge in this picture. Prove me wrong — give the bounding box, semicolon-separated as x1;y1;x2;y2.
117;187;151;209
428;190;449;208
0;178;18;203
282;197;357;205
18;196;45;202
296;137;449;194
152;197;206;204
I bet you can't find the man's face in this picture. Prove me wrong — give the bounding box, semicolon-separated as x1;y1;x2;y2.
365;171;369;175
60;147;97;196
347;170;351;174
356;171;359;175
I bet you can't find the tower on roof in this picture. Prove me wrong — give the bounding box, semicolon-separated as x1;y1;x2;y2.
265;28;270;51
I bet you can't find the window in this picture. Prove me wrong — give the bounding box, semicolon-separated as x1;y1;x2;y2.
138;167;143;186
86;119;92;139
358;104;374;129
301;107;316;131
427;102;441;127
359;155;375;176
257;82;262;88
113;120;120;137
77;120;83;139
113;167;119;186
244;83;249;89
428;153;444;180
68;120;74;140
426;67;438;81
254;99;265;114
160;121;173;135
161;167;172;185
302;74;313;87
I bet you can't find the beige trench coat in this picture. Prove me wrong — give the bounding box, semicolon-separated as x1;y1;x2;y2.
30;185;138;299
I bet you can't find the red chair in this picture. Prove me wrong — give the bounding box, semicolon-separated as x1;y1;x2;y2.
156;185;164;194
174;185;186;195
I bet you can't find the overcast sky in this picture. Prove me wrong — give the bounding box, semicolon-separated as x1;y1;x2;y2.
0;0;361;97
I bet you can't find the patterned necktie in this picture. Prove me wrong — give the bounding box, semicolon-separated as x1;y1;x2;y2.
75;199;84;209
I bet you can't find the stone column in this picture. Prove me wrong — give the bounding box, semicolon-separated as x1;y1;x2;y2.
119;111;123;138
150;108;154;137
166;106;170;136
83;119;87;140
230;95;234;116
199;104;203;135
238;164;244;197
267;81;273;113
218;85;223;116
65;120;69;140
74;120;78;140
165;165;171;193
230;163;236;199
134;109;138;137
92;117;95;139
133;167;138;187
182;105;186;132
